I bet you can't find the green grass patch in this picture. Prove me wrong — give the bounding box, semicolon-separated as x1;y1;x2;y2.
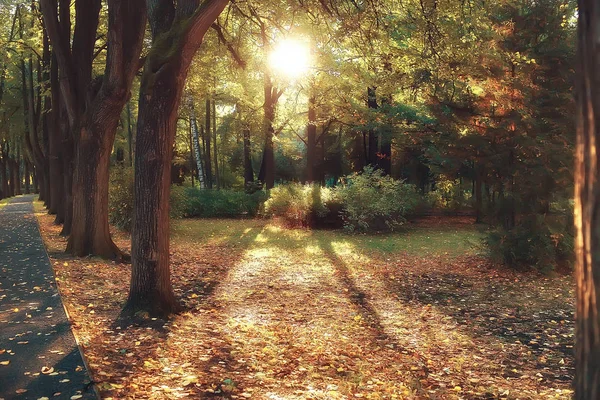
171;218;482;258
0;198;10;210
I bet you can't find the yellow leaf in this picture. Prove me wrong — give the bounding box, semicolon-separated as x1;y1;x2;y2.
0;361;10;365
41;366;54;374
181;375;198;386
453;386;462;392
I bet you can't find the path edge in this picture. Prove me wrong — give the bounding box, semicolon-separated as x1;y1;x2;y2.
32;197;101;400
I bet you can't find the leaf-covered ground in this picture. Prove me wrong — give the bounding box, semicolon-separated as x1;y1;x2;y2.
35;206;574;400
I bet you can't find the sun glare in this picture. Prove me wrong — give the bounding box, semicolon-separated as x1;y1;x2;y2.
269;38;311;79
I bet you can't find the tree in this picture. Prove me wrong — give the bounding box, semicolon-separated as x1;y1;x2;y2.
41;0;147;259
575;0;600;397
124;0;229;317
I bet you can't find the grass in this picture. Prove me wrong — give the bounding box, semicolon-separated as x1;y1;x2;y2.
35;210;573;400
0;197;10;210
171;217;482;258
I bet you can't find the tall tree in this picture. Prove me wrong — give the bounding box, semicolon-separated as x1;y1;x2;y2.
575;0;600;397
124;0;229;317
41;0;147;258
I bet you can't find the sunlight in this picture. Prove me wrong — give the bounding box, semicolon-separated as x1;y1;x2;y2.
268;38;311;79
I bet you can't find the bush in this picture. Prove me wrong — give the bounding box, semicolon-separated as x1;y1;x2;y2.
183;188;267;218
108;167;199;231
336;167;421;232
425;177;472;212
262;183;338;227
483;215;574;272
109;166;134;231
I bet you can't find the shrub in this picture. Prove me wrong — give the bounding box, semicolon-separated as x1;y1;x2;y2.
425;177;472;211
483;215;574;272
108;167;197;231
108;166;134;231
336;167;421;232
183;188;267;218
262;183;339;227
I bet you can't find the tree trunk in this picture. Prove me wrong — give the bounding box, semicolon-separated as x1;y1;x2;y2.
60;135;74;236
125;0;229;318
67;0;146;260
212;98;220;190
367;87;378;168
0;158;8;198
243;127;254;187
14;148;21;195
575;1;600;397
475;166;483;223
306;94;317;183
24;160;30;194
190;105;206;189
48;51;64;219
204;99;213;188
258;78;279;189
126;101;133;167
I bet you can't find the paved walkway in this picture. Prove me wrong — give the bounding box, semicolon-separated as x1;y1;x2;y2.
0;196;97;400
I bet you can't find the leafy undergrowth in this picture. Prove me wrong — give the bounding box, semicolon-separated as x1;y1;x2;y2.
35;206;574;400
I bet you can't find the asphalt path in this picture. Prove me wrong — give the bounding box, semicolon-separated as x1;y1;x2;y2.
0;196;97;400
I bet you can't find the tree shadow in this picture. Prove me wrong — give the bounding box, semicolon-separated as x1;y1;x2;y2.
372;260;574;382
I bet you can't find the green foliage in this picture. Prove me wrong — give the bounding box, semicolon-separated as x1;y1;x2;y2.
483;215;574;272
262;183;338;227
425;177;472;211
108;166;134;232
183;188;267;218
337;167;420;232
109;167;193;231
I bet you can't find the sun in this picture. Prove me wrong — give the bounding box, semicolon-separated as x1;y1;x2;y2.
268;38;311;79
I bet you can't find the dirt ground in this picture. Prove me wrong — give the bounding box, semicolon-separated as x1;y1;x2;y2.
35;209;574;399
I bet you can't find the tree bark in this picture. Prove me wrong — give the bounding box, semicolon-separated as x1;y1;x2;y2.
67;0;147;260
190;102;206;189
258;77;280;189
575;1;600;398
124;0;229;318
243;127;254;187
48;51;64;220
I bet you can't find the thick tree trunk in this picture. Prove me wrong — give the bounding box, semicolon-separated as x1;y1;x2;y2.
48;51;64;219
126;63;183;317
258;80;278;189
67;0;146;259
60;137;74;236
67;121;124;259
575;1;600;397
125;0;229;318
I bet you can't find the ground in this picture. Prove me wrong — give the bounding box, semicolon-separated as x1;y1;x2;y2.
35;204;574;400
